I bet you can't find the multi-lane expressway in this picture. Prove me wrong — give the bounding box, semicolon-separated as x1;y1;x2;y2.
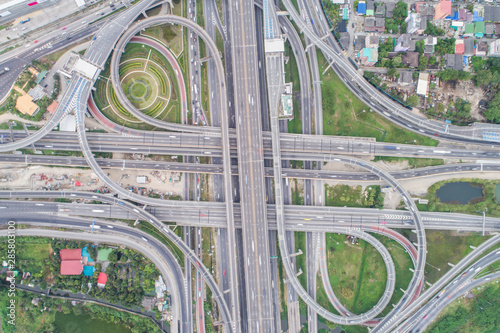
1;0;499;331
6;129;500;162
1;197;499;233
2;152;500;182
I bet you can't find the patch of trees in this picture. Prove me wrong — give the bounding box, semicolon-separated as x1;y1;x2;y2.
378;38;394;61
434;38;456;56
474;58;500;123
323;1;340;26
406;95;419;107
385;1;408;33
428;283;500;333
418;55;428;71
424;22;445;36
436;68;471;81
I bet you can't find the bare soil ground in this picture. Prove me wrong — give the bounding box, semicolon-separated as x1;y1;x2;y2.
0;164;184;197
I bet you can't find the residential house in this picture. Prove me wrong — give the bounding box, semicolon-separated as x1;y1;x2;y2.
490;39;500;57
354;35;366;52
406;13;422;34
395;34;411;52
365;17;385;33
386;2;394;18
360;48;378;66
419;15;427;35
402;51;419;68
337;19;347;33
458;8;468;21
47;100;58;114
445;54;464;70
475;41;488;56
340;32;350;50
475;21;485;37
464;23;475;37
340;5;349;20
484;6;500;22
455;39;465;55
35;70;47;85
485;24;495;38
434;0;452;20
357;1;366;15
387;52;398;59
97;272;108;289
408;39;416;52
417;72;430;97
473;5;484;22
398;71;413;86
466;11;474;22
60;249;83;276
448;8;458;21
426;6;435;21
16;95;40;117
451;20;464;31
496;23;500;36
27;85;45;101
464;38;474;56
28;67;39;76
416;2;427;15
366;0;375;16
424;44;435;54
365;34;379;48
425;36;437;46
375;3;385;18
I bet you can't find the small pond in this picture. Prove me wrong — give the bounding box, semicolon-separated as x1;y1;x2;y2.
495;184;500;204
436;182;483;205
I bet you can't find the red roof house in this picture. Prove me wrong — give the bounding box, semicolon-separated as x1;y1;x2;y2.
97;272;108;288
60;261;83;275
455;40;465;55
60;248;82;260
434;0;451;20
47;100;58;114
60;249;83;275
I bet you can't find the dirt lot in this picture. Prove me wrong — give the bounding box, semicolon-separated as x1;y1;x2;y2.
437;80;485;121
0;164;184;198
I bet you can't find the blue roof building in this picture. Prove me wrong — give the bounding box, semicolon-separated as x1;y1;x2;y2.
83;266;95;276
357;2;366;15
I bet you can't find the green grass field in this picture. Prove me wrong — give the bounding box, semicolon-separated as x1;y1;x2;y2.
295;232;307;289
93;42;182;129
318;53;438;146
398;230;490;284
325;233;387;314
373;234;414;316
131;82;146;98
16;242;51;273
54;311;132;333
